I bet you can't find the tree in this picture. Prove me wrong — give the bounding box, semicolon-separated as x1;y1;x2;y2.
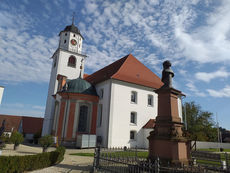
39;135;54;152
10;131;24;150
183;101;217;142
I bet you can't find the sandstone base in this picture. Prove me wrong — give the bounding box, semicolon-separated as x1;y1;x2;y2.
149;137;190;165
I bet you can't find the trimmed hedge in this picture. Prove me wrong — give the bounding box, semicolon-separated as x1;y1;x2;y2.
0;146;65;173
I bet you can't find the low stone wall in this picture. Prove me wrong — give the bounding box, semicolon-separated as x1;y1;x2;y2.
192;141;230;149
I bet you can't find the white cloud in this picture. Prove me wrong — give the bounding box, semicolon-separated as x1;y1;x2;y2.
186;81;206;97
32;105;45;110
195;69;229;82
0;10;58;83
173;0;230;64
85;1;98;14
0;103;45;117
207;85;230;98
68;0;76;10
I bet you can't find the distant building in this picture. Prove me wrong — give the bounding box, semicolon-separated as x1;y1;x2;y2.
0;114;22;136
22;116;43;142
0;114;43;142
42;23;183;148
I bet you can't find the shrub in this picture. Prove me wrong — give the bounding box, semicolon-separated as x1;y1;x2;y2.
0;134;7;150
0;133;10;144
39;135;54;152
10;132;24;150
0;146;65;173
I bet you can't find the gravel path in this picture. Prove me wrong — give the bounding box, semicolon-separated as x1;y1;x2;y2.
1;144;95;173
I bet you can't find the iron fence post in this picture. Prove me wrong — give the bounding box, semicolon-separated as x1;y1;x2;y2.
93;146;100;172
155;157;160;173
135;146;137;161
225;152;229;170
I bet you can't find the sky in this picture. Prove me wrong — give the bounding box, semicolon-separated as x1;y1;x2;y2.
0;0;230;129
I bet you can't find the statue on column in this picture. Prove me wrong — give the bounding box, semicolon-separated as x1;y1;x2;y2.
161;60;174;88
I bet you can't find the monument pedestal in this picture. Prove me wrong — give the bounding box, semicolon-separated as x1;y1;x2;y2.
148;87;190;165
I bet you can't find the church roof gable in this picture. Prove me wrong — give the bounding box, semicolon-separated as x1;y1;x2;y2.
85;54;163;89
142;119;155;129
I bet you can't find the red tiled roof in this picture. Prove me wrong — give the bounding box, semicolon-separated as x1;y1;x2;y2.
83;73;89;79
22;116;43;134
142;119;155;129
0;114;22;132
85;54;163;89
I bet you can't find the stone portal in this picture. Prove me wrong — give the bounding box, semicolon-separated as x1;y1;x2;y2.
148;61;190;165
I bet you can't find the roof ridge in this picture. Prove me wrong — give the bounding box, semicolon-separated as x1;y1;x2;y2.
85;54;163;89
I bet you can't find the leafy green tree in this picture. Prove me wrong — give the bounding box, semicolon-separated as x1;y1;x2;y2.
39;135;54;152
183;101;217;142
10;131;24;150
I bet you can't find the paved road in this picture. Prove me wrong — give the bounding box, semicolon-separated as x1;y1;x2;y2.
1;144;95;173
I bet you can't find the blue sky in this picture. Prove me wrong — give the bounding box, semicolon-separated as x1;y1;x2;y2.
0;0;230;129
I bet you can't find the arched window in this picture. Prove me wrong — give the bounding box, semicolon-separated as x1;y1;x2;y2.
78;105;88;132
68;56;76;68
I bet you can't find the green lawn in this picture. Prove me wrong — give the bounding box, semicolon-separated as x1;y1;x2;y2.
197;148;230;152
194;148;230;166
70;153;95;157
70;151;149;158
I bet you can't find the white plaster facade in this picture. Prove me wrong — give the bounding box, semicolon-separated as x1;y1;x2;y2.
59;31;83;54
95;79;158;148
95;79;183;148
42;25;86;136
94;80;112;147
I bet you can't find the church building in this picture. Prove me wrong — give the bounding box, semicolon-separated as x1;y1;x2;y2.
42;22;183;148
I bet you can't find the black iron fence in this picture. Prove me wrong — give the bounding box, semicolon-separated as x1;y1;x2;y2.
191;150;230;171
93;147;230;173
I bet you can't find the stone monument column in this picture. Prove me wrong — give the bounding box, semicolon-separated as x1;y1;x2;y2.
148;61;189;165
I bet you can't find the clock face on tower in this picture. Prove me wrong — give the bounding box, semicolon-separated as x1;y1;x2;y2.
70;39;77;46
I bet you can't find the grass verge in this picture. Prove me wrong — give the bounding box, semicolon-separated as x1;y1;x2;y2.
70;151;149;158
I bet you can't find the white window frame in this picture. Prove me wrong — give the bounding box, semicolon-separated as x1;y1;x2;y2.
130;112;137;125
131;91;137;104
148;94;153;106
130;130;136;140
99;89;104;99
97;104;103;127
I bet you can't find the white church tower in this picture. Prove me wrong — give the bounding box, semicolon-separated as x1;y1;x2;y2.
42;20;86;135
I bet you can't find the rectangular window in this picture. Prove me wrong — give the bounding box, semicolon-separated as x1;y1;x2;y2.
148;94;153;106
130;112;137;124
97;104;103;127
130;131;136;140
131;91;137;103
99;89;104;99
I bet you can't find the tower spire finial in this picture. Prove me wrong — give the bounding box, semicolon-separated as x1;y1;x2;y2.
72;12;75;25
